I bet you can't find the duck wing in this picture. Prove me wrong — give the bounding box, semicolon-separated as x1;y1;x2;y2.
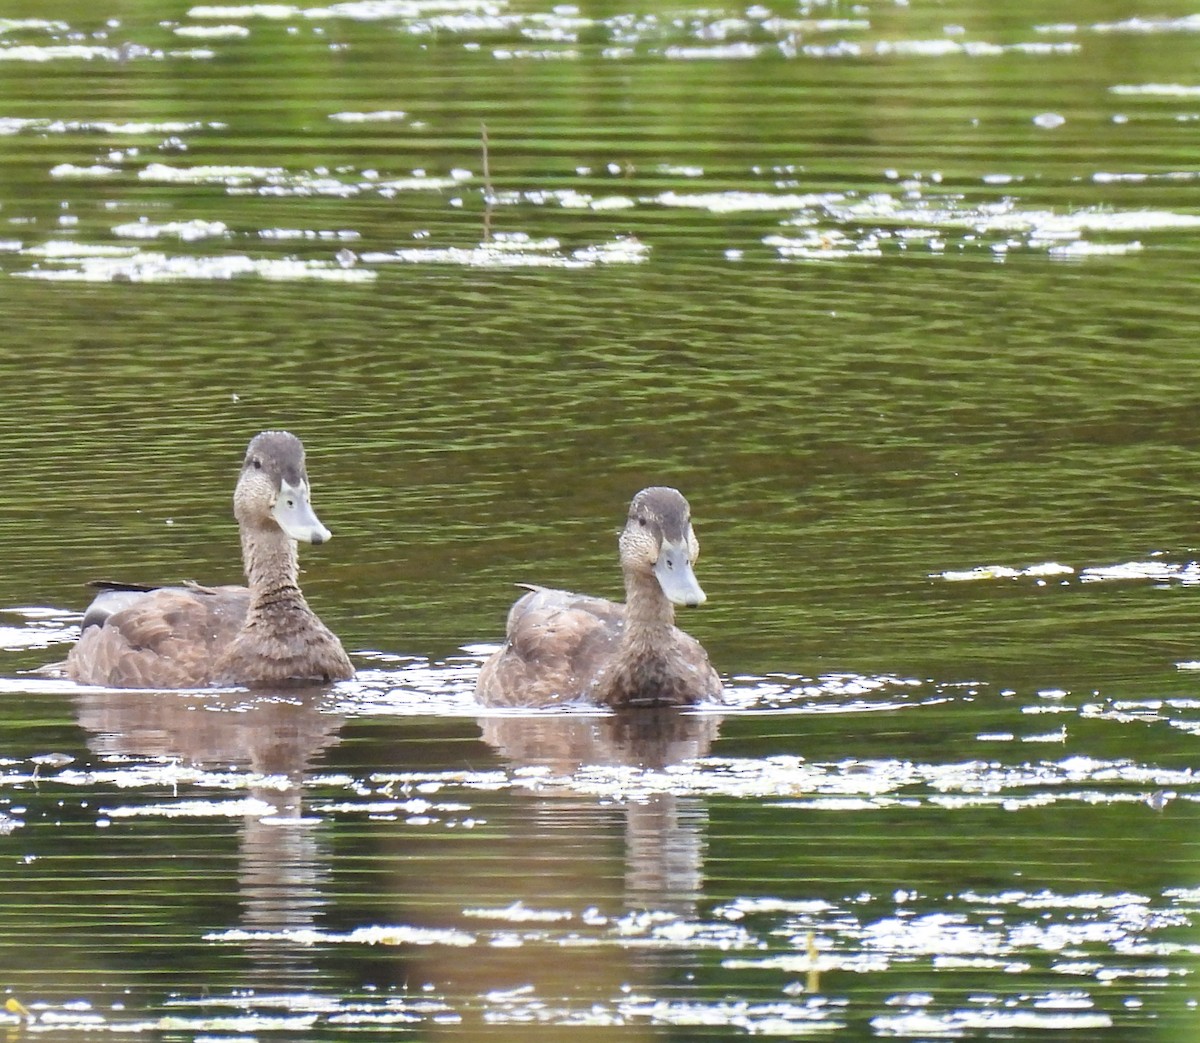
476;586;626;707
66;584;250;688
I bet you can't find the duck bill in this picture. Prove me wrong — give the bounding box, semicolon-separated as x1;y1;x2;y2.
654;540;707;607
272;480;333;545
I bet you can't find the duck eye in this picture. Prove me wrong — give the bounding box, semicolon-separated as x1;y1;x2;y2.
637;516;647;527
251;458;262;470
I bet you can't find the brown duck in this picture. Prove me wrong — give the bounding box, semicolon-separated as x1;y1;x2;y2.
476;486;722;708
65;430;353;689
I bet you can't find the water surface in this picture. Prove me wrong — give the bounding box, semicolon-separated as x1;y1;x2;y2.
1;0;1200;1038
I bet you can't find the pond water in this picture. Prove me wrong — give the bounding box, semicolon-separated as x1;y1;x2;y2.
1;0;1200;1038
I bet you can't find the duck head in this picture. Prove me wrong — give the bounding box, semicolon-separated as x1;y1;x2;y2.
235;430;332;544
619;486;706;607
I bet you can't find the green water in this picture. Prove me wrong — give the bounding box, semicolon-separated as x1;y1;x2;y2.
0;0;1198;1038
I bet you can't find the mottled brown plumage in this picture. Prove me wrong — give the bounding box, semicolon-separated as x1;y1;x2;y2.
476;487;722;708
65;431;354;689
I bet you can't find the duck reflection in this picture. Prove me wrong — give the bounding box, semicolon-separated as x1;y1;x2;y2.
73;687;344;986
481;707;720;914
371;707;720;1037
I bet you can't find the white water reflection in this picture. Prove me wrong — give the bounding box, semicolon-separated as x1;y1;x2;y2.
14;250;375;283
2;2;1200;1037
360;233;650;269
171;0;1085;66
24;734;1187;813
934;557;1200;586
328;108;407;122
0;614;1196;1037
0;608;76;650
0;44;214;61
173;24;251;38
936;562;1075;582
111;218;231;241
0;117;224;135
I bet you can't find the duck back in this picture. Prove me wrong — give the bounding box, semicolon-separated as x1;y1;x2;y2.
67;585;250;688
476;586;623;707
476;586;719;707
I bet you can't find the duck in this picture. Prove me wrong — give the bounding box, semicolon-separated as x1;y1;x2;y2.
476;486;722;708
65;430;354;689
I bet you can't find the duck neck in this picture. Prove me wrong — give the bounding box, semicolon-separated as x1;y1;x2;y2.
242;524;308;618
591;568;687;708
621;568;676;657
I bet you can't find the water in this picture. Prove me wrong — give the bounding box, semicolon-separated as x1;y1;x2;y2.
0;0;1199;1037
